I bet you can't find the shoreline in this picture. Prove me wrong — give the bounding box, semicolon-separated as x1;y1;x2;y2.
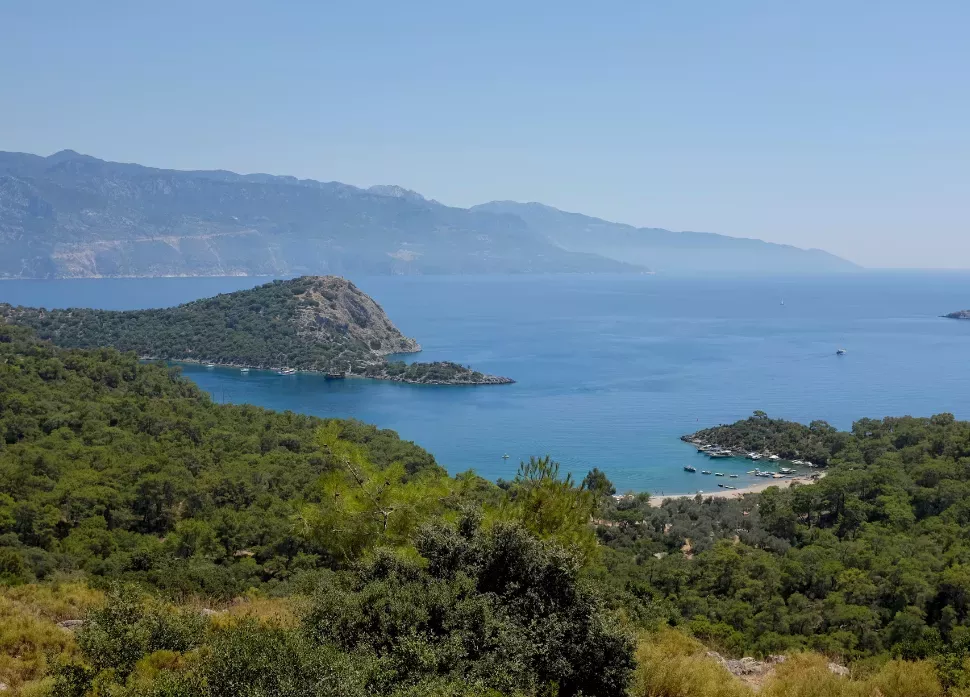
647;473;823;507
156;357;515;386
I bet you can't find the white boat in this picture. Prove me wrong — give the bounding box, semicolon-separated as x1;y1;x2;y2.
729;474;739;478
205;363;216;369
277;368;296;375
714;472;725;477
779;467;795;474
502;454;510;460
240;367;250;373
837;348;847;355
768;455;781;461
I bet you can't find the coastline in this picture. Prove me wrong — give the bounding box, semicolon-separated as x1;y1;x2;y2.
157;357;515;386
647;473;823;507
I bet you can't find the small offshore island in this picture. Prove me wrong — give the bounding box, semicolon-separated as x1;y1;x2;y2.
0;276;514;385
944;309;970;319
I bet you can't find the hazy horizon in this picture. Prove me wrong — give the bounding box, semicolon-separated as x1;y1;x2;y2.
2;1;967;268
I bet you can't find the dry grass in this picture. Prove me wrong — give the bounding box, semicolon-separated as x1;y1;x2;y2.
0;582;103;692
631;630;949;697
630;629;753;697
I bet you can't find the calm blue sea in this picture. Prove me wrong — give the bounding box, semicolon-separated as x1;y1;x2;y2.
3;273;969;494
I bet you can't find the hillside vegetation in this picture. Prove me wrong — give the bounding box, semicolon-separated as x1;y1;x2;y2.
595;410;970;672
0;276;513;384
5;326;970;694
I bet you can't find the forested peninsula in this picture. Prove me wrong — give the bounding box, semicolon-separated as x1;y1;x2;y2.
0;276;513;385
5;325;970;694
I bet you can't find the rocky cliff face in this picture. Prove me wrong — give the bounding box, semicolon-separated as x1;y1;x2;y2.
294;277;420;356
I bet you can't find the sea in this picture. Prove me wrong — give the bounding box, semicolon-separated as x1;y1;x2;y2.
2;272;969;495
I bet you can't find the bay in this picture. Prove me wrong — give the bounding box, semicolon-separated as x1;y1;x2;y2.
2;272;969;494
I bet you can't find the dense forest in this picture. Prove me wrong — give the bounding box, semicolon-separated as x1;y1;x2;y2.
0;276;512;385
4;324;970;695
597;410;970;667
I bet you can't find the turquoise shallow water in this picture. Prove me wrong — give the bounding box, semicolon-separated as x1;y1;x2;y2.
3;272;969;493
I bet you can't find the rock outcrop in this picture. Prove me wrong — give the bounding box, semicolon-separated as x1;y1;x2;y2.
706;651;849;691
293;277;419;355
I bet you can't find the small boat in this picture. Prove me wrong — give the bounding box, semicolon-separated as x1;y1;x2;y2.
684;466;696;473
324;372;346;380
768;454;781;461
729;474;739;478
724;485;737;490
717;483;725;488
708;452;730;459
714;472;725;477
502;454;510;460
779;467;795;474
277;368;296;376
837;348;847;355
240;367;250;373
205;363;216;369
772;473;785;479
701;470;712;475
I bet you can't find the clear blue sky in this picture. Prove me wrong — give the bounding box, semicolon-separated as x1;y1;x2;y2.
2;1;967;267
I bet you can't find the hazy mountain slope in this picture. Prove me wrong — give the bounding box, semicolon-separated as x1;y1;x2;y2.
0;150;639;279
472;201;859;274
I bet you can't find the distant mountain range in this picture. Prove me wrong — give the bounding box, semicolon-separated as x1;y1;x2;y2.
472;202;858;274
0;150;858;279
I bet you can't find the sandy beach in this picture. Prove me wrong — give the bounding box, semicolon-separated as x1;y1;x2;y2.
648;474;823;507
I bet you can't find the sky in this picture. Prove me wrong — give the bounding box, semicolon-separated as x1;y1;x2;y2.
1;1;967;268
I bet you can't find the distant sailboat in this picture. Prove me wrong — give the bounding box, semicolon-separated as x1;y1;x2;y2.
502;454;510;460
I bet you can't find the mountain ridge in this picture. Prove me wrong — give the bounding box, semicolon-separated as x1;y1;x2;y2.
0;149;639;279
0;149;856;278
471;200;859;274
